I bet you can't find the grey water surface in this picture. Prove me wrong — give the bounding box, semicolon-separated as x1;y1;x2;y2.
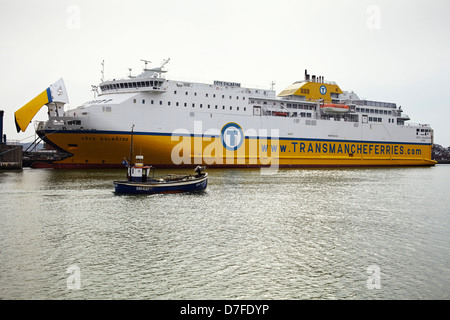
0;165;449;299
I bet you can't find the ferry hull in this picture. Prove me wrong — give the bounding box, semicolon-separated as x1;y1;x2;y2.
38;130;436;168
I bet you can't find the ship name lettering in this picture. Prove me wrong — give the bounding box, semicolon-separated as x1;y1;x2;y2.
99;137;129;142
213;80;241;88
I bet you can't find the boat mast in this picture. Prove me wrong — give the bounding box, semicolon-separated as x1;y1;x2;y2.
129;124;135;163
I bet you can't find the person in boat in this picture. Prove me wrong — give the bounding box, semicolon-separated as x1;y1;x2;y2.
194;165;206;177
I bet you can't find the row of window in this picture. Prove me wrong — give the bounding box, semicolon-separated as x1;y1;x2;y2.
132;99;248;111
250;100;316;110
173;91;246;101
300;88;310;94
354;100;396;108
356;107;392;115
369;116;406;124
264;111;313;118
100;80;164;91
285;103;315;110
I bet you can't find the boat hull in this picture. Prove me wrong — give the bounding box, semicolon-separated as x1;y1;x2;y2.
113;174;208;194
38;130;436;168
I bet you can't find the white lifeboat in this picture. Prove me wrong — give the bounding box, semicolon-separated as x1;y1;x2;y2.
320;103;350;113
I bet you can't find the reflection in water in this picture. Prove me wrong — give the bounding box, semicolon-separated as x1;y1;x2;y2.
0;166;449;299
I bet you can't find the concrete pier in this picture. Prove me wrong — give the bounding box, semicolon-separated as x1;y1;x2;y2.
0;110;23;170
0;144;23;170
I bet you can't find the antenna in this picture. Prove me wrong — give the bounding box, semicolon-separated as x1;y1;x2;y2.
128;68;133;78
100;60;104;82
270;81;276;91
91;85;98;98
160;58;170;69
141;59;151;70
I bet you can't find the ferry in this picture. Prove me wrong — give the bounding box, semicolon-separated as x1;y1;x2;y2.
14;59;436;168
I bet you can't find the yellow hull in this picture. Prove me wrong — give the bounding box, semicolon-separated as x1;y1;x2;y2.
39;131;436;168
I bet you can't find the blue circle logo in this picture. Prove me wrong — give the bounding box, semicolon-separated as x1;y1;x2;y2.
221;122;244;151
319;85;327;95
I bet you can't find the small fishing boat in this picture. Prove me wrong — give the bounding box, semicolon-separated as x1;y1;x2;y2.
113;155;208;194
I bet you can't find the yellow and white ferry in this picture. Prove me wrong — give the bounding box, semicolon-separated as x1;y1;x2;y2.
14;59;436;168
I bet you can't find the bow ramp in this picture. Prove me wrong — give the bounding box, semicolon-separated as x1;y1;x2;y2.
14;78;69;132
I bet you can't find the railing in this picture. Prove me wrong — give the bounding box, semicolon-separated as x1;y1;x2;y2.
404;123;431;127
351;100;396;108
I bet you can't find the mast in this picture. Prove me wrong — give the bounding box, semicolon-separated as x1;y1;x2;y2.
101;60;105;82
129;124;135;163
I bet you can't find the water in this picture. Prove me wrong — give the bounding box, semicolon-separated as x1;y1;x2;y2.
0;165;449;300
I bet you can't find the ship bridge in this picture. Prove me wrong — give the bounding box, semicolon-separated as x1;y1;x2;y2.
99;58;170;95
99;78;167;94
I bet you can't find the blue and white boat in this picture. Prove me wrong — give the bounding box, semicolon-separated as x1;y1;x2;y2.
114;155;208;195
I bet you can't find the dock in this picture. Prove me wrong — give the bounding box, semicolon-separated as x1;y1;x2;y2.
0;144;22;170
0;110;23;170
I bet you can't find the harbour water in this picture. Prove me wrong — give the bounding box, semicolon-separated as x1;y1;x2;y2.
0;165;449;300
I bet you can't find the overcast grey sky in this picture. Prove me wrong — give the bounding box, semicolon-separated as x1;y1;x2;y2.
1;0;449;146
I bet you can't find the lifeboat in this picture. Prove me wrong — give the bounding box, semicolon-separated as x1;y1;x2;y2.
320;103;350;113
273;111;288;117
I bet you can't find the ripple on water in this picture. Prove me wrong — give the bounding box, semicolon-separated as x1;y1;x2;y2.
0;166;449;299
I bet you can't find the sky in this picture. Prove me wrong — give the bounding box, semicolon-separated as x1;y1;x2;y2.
1;0;449;146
